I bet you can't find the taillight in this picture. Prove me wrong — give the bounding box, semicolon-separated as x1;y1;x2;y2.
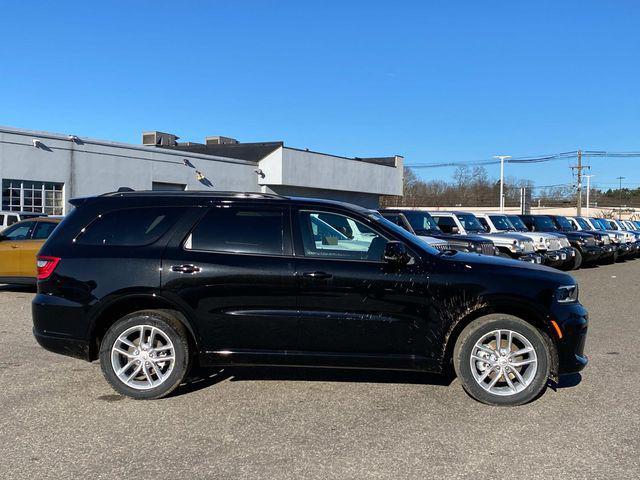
36;256;60;280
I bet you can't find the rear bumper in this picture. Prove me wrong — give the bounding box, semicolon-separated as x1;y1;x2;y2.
32;293;92;361
33;328;91;361
550;303;589;375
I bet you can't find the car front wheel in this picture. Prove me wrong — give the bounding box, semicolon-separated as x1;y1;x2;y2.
99;310;191;399
453;314;550;406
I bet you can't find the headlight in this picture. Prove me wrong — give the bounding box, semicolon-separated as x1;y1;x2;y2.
544;238;552;246
510;240;522;252
556;285;579;303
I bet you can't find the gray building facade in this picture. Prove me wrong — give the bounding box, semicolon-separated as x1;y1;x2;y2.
0;126;403;215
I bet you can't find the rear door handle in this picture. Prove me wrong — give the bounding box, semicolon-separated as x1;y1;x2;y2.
171;264;201;274
302;271;333;280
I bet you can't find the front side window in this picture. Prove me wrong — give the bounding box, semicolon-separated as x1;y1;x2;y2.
555;216;575;231
187;207;285;255
507;216;528;231
456;214;485;233
532;216;558;232
403;211;440;233
299;210;388;261
489;215;515;231
1;221;34;240
77;207;184;246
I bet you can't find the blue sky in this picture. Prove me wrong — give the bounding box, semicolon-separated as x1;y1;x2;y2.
1;0;639;191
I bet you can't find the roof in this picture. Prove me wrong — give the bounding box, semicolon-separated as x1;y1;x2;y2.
87;190;371;212
160;142;283;162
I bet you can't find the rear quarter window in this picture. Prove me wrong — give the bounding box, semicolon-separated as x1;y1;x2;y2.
76;207;185;246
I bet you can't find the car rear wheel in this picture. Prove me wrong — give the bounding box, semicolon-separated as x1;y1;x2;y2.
99;310;191;400
453;314;550;406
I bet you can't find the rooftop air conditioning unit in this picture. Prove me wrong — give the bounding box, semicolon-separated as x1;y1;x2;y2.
142;131;179;146
205;136;239;145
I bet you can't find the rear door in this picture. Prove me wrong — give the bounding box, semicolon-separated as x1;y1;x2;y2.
161;202;298;353
0;221;35;277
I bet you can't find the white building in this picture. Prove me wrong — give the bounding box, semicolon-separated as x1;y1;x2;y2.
0;126;403;215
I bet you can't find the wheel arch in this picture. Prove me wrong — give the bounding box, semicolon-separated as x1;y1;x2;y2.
88;292;199;361
442;300;560;378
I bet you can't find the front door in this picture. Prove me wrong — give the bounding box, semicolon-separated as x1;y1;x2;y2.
292;208;432;358
161;203;298;353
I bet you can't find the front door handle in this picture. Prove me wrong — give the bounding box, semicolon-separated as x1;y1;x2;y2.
302;271;333;280
171;264;201;274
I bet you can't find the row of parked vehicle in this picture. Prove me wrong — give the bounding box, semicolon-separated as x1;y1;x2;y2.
379;209;640;271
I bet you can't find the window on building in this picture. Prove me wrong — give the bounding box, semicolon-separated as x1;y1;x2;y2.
186;207;286;255
1;179;64;215
76;207;185;246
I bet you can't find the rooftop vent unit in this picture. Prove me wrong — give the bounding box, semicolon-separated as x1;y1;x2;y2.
142;131;179;147
205;136;239;145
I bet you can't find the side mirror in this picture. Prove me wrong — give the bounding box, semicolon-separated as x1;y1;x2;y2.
383;241;411;266
451;226;459;234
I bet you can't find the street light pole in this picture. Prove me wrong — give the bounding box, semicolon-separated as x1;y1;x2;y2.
584;174;595;217
617;176;626;220
494;155;511;212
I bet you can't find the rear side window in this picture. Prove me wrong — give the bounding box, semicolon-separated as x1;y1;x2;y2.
33;222;58;240
76;207;184;246
186;207;286;255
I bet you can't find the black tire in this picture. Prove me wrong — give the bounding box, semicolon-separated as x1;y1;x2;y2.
602;251;617;265
497;251;512;259
99;310;191;400
453;314;550;406
571;248;583;270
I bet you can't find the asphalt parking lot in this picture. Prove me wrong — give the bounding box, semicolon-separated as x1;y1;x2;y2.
1;262;639;480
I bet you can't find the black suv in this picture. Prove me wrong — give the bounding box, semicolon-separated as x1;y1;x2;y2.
33;191;588;406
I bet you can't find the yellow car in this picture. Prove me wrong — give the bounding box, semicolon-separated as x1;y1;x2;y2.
0;217;61;284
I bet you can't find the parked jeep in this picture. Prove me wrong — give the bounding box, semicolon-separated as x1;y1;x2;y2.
429;211;541;264
33;190;588;406
543;215;604;268
603;219;640;257
379;209;497;256
514;215;576;270
561;216;617;264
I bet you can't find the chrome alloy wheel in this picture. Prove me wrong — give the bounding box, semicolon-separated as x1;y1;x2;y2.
110;325;175;390
469;329;538;396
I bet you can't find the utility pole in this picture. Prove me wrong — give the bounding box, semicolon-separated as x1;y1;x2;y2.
584;174;595;217
494;155;511;212
571;149;589;216
617;176;626;219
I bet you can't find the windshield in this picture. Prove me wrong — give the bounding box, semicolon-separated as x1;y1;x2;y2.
456;213;485;233
402;211;441;234
488;215;515;231
533;216;558;232
507;215;528;231
576;217;591;230
589;218;606;230
555;216;575;231
368;212;439;254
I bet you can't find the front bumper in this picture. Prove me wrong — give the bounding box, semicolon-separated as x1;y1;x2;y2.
550;302;589;375
544;248;572;267
579;245;603;263
516;252;544;264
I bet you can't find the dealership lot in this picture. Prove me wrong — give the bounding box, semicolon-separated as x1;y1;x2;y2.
1;263;638;480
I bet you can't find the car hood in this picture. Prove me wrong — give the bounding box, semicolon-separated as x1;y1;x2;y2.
440;250;573;282
471;232;531;245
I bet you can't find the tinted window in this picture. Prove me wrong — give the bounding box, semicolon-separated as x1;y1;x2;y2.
188;207;285;255
575;217;591;230
299;210;388;261
488;215;515;231
434;216;456;228
7;215;18;226
77;207;183;246
2;221;34;240
33;221;58;240
0;215;4;225
456;214;485;233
